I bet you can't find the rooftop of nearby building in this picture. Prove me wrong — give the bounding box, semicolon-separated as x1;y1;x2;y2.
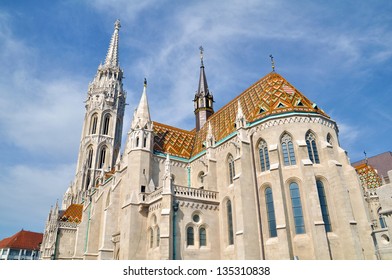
0;230;43;250
352;151;392;183
153;71;329;159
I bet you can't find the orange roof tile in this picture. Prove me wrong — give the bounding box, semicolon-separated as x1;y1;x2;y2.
60;204;83;223
153;121;195;158
153;72;328;159
0;230;43;250
355;163;382;189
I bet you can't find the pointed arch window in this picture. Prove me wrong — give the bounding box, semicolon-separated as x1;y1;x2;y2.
281;133;296;166
289;182;305;234
228;154;235;184
87;147;94;168
306;132;320;163
156;227;160;247
149;228;154;248
187;227;194;246
102;115;111;135
327;133;333;146
199;227;207;247
98;146;106;169
90;114;98;134
258;140;270;172
265;187;277;237
227;200;234;245
316;180;332;232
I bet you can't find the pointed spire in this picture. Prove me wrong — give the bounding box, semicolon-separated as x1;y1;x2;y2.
236;100;246;129
206;121;215;148
197;45;209;97
104;19;121;68
132;78;151;129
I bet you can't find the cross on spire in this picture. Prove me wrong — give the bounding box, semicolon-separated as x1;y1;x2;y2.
199;46;204;66
269;54;275;72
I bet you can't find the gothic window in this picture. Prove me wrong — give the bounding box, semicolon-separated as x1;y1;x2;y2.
187;227;194;246
149;228;154;248
265;187;277;238
228;154;235;184
327;133;333;146
289;182;305;234
98;146;106;169
143;136;147;148
90;114;98;134
316;180;332;232
258;139;270;172
87;147;93;168
136;137;140;148
306;131;320;164
281;133;296;166
378;208;387;229
102;114;111;135
199;227;207;247
156;227;160;247
227;200;234;245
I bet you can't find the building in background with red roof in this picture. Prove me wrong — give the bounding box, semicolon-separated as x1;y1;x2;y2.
0;230;43;260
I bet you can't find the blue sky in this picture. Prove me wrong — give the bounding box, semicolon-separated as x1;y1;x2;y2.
0;0;391;239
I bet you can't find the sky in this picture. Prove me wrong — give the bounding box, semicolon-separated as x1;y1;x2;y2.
0;0;391;240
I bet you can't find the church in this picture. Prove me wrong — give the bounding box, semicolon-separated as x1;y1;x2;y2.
40;20;377;260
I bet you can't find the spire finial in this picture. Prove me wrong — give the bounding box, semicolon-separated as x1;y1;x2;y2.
269;54;275;72
199;46;204;66
144;78;147;88
364;150;368;165
114;19;121;30
104;20;121;67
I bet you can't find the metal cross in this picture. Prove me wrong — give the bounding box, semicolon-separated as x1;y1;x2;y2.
269;54;275;72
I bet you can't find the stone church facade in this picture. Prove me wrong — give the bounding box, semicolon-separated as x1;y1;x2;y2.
40;21;377;260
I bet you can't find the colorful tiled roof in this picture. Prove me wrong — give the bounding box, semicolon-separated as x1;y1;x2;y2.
355;163;382;189
0;230;43;250
60;204;83;223
352;151;392;181
153;122;196;158
153;72;328;159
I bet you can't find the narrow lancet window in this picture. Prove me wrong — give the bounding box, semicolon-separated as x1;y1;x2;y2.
281;133;296;166
199;227;207;247
228;154;235;184
316;180;332;232
265;187;277;237
187;227;194;246
289;182;305;234
227;200;234;245
259;140;270;172
306;131;320;163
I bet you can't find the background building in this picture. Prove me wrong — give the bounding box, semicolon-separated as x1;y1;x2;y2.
40;21;379;260
0;230;43;260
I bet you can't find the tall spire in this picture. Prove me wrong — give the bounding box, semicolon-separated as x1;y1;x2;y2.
197;45;209;97
104;19;121;67
194;46;214;131
132;78;151;129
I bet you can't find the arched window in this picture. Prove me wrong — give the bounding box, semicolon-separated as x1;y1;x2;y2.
326;133;333;145
149;228;154;248
289;182;305;234
281;133;296;166
136;137;140;148
265;187;277;237
228;154;235;184
199;227;207;247
156;227;160;247
227;200;234;245
316;180;332;232
87;147;93;168
90;114;98;134
258;140;270;172
378;208;387;229
102;114;111;135
143;136;147;148
187;227;194;246
306;131;320;163
98;147;106;169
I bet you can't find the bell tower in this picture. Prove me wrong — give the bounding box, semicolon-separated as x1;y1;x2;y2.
65;20;126;206
194;46;214;131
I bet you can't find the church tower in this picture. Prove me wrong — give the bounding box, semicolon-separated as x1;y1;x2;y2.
65;20;126;206
194;46;214;131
